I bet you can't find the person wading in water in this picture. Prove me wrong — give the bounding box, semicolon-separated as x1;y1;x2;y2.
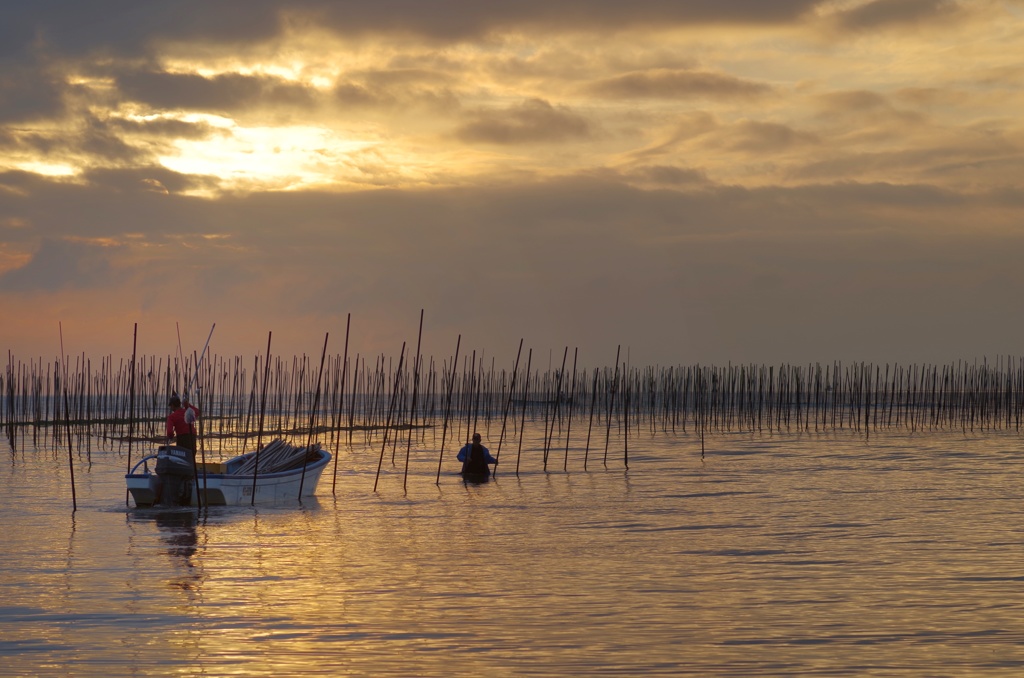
457;432;497;479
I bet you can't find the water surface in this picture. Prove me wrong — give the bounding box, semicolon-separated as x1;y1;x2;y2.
3;427;1024;676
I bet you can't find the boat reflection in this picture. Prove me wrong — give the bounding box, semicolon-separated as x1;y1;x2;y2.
129;508;205;593
154;510;199;563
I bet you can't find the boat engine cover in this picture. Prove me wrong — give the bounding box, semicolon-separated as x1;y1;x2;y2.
156;445;195;478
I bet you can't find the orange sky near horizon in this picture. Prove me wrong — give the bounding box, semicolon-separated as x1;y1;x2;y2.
3;0;1024;366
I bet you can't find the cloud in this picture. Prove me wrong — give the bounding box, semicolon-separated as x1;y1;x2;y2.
586;69;773;100
2;0;1024;366
724;121;820;153
0;113;152;168
107;115;222;141
116;69;318;112
296;1;825;39
0;2;284;61
814;90;926;127
621;165;711;188
80;167;218;194
0;237;126;293
0;65;67;123
1;1;826;65
830;0;961;31
455;99;592;145
3;168;1024;363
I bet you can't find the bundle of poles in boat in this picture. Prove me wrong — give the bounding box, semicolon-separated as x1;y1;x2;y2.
233;438;322;476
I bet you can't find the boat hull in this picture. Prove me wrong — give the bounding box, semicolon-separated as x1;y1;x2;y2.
126;447;332;507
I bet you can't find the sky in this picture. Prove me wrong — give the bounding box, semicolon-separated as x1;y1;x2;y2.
2;0;1024;369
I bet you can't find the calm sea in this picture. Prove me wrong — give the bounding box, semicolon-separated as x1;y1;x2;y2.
3;424;1024;676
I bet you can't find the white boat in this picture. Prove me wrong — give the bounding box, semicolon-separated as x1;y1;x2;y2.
126;439;331;507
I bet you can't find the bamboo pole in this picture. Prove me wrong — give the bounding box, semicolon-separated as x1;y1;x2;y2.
298;332;329;500
125;324;137;506
251;332;273;506
373;342;405;492
332;314;351;494
403;310;424;493
515;349;533;476
493;339;523;476
604;346;621;467
59;324;77;512
435;335;461;484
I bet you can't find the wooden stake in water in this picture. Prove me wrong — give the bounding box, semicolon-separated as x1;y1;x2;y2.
515;348;533;476
125;323;137;507
584;367;599;471
604;345;621;467
332;314;350;494
374;342;406;492
192;349;205;510
251;332;272;506
403;310;424;493
563;347;578;472
435;335;461;484
493;338;523;476
59;323;77;512
298;332;329;501
543;346;568;470
464;350;477;449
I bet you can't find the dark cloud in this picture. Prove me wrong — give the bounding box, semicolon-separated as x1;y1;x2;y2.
0;170;221;241
789;137;1019;185
624;165;710;187
331;71;461;114
3;169;1023;364
77;114;151;164
726;121;820;153
816;90;924;122
80;167;218;195
1;1;827;63
818;90;893;112
0;65;66;122
107;116;221;141
360;68;453;88
0;1;283;61
116;70;317;112
332;82;396;109
456;99;592;145
297;0;825;40
586;69;772;100
0;237;125;292
0;113;162;166
832;0;960;31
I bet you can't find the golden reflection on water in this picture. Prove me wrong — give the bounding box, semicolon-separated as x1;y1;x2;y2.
3;430;1024;675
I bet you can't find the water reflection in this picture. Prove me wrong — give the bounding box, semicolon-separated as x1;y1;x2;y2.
155;510;199;562
8;430;1024;675
131;509;205;593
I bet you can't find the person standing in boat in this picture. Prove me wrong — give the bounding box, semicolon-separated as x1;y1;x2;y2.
457;432;497;477
166;395;197;453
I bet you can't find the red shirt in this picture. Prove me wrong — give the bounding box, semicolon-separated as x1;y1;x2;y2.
166;408;193;437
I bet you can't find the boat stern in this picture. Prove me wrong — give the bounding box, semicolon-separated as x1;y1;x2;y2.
126;472;161;507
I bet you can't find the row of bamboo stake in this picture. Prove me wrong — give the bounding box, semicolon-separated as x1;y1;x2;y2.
7;350;1024;441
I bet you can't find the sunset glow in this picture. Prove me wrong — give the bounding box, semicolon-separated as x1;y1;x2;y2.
3;1;1024;363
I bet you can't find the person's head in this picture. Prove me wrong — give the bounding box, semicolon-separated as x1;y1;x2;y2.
472;433;481;443
169;395;181;409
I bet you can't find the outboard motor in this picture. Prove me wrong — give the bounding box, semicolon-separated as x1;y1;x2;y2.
155;445;195;506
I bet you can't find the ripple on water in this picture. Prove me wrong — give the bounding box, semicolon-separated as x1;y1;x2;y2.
3;430;1024;675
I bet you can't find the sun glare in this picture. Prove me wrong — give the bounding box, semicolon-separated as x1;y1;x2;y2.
13;161;78;177
159;120;376;191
